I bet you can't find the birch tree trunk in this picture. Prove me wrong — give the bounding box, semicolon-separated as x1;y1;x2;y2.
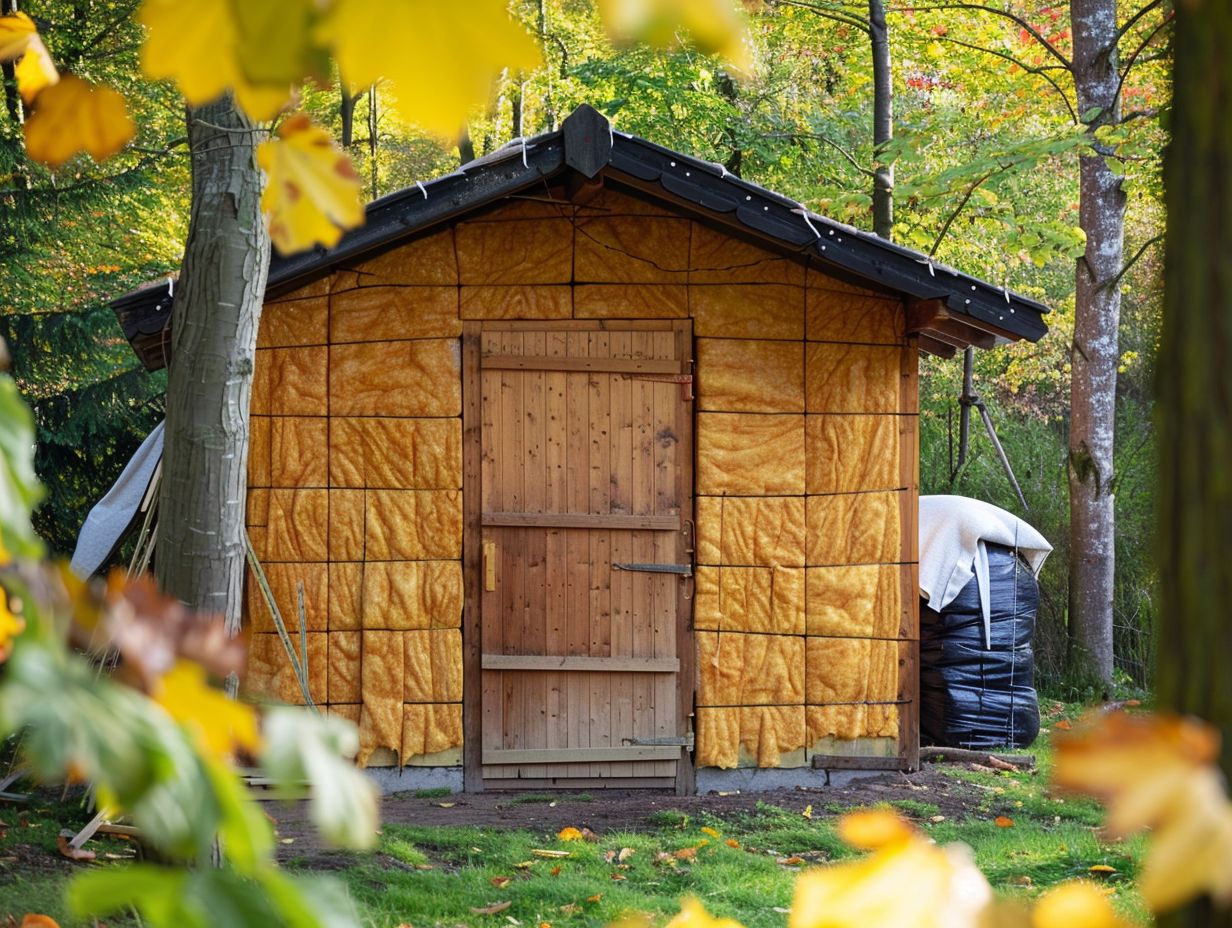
1067;0;1124;688
1155;4;1232;922
156;94;269;634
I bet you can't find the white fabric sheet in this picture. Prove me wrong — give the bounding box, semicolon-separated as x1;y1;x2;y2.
70;421;164;578
918;494;1052;645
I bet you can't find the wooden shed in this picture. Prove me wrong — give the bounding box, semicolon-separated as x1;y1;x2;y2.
112;104;1049;793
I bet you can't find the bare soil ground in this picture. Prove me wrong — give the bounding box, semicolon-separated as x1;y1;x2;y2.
267;764;1003;862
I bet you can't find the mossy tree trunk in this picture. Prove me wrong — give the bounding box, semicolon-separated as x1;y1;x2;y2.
156;94;269;636
1155;1;1232;923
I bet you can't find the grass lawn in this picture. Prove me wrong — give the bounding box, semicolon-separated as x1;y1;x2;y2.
0;739;1148;927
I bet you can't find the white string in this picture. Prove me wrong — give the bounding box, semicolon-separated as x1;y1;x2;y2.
792;207;821;240
415;181;428;200
166;276;174;297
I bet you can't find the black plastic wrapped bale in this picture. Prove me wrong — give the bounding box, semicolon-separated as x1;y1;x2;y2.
919;542;1041;748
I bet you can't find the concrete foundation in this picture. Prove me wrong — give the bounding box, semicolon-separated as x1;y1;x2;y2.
365;766;464;795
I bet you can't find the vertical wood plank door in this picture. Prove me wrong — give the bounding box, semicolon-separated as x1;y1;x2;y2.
467;320;694;790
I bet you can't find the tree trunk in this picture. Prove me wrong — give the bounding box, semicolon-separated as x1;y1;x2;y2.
1154;4;1232;923
156;94;270;638
869;0;893;239
1066;0;1124;689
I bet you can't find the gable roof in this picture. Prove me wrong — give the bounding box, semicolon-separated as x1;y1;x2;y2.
112;104;1049;371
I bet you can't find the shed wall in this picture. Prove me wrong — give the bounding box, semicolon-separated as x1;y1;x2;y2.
241;188;919;772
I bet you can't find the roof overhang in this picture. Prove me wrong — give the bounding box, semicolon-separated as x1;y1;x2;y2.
113;103;1050;372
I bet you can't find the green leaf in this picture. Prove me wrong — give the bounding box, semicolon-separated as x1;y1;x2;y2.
0;373;44;559
261;706;379;850
69;866;192;924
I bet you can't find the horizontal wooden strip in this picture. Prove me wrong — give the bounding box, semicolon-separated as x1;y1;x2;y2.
482;511;680;530
482;654;680;673
479;320;676;332
481;354;680;373
483;776;676;789
810;754;905;770
482;746;681;765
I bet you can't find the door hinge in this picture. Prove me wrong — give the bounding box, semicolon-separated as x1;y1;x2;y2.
623;735;695;749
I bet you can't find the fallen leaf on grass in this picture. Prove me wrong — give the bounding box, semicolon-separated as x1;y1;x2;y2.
20;917;62;928
1010;875;1033;886
995;817;1015;828
801;805;813;820
550;865;562;877
280;838;295;844
414;864;434;871
655;852;678;868
611;872;626;881
558;904;580;915
701;826;721;838
557;827;584;841
1088;864;1117;876
438;802;456;808
514;861;536;870
1055;720;1073;731
725;839;740;849
586;894;602;903
618;847;635;861
533;849;571;858
55;835;95;862
491;876;512;889
673;846;698;861
929;815;946;824
471;902;513;916
778;856;805;867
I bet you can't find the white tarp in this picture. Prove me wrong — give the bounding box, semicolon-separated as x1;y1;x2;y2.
70;421;164;578
919;494;1052;645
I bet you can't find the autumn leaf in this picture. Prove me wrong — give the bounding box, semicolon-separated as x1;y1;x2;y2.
790;811;992;928
471;902;512;916
618;847;635;861
20;916;62;928
0;10;36;60
1031;881;1127;928
56;834;96;862
316;0;541;138
150;659;261;760
801;804;813;820
837;809;915;850
701;826;722;838
557;826;584;841
533;849;571;859
995;816;1015;828
1053;711;1232;911
595;0;752;74
23;75;133;167
15;40;58;105
257;113;363;254
137;0;292;120
1055;719;1073;731
674;845;698;860
585;894;603;904
490;876;512;889
0;596;25;664
664;897;744;928
725;838;741;849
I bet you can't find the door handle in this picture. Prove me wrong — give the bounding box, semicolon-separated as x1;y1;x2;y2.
483;540;497;591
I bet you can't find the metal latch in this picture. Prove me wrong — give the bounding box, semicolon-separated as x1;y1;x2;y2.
612;562;693;577
623;735;695;748
623;373;693;401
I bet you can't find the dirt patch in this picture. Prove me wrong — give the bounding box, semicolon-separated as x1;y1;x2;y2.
269;764;1009;862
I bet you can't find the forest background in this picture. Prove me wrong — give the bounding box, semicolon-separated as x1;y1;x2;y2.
0;0;1168;695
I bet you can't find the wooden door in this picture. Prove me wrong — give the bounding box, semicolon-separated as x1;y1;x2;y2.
463;320;694;791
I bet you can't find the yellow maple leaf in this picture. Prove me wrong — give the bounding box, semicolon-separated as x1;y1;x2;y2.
1031;881;1127;928
665;898;745;928
0;12;58;104
0;10;37;61
0;596;25;663
151;659;261;760
137;0;292;120
23;75;133;167
316;0;541;138
257;113;363;254
1053;711;1232;912
596;0;752;74
790;811;991;928
15;37;58;104
557;826;584;841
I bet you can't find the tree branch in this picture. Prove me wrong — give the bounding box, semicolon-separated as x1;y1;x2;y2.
928;167;998;256
767;0;872;35
929;33;1078;122
764;131;876;177
1113;12;1174;110
887;3;1071;69
1115;0;1163;44
1102;232;1163;291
